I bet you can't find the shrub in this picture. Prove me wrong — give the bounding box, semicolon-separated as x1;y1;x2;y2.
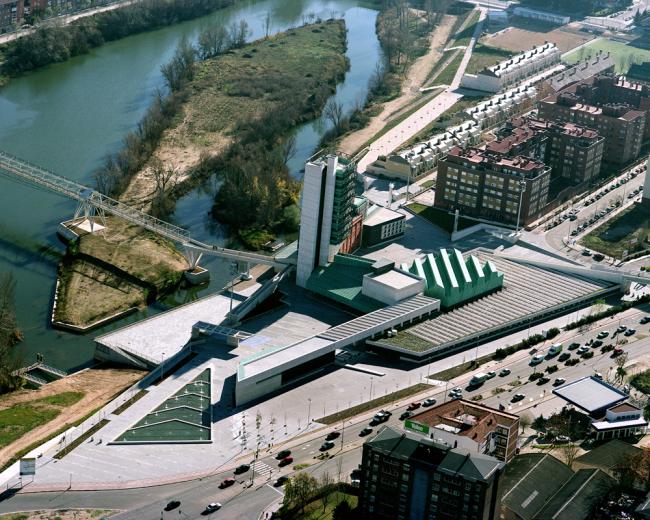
546;365;559;374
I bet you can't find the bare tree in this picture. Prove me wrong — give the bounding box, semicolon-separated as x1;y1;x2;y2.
324;98;345;135
150;158;178;217
280;134;297;165
228;19;250;48
519;413;532;435
560;442;580;470
197;24;228;59
263;11;272;39
0;273;23;394
320;471;333;512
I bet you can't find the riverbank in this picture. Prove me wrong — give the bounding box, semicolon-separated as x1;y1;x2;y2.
119;20;349;248
337;3;478;158
53;218;187;330
0;0;242;86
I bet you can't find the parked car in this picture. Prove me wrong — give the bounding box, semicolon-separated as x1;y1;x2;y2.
568;342;580;350
399;411;413;421
640;316;650;324
537;376;551;385
617;325;627;333
499;368;511;377
320;441;335;451
423;398;437;407
486;371;497;379
624;328;636;336
597;331;609;339
165;501;181;511
370;412;390;425
555;436;570;444
594;372;603;379
511;393;526;402
276;450;291;460
553;378;566;386
578;345;590;354
359;427;374;437
613;347;624;356
593;253;605;261
219;477;235;488
407;402;421;411
203;503;222;514
234;464;250;475
449;391;462;399
558;352;570;362
325;431;341;441
592;340;603;348
278;456;293;467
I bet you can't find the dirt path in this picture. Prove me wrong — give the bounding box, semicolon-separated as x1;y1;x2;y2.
0;367;144;469
338;14;456;155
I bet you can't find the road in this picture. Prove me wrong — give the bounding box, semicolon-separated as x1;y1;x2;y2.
3;305;649;519
526;162;646;266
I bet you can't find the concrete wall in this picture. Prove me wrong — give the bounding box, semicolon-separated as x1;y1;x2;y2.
319;155;338;265
236;373;282;406
296;161;326;287
362;273;425;305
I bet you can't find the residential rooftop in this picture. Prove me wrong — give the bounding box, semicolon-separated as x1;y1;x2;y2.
446;146;549;175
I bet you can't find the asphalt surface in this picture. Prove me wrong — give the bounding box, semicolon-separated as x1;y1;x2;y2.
532;163;646;266
3;305;650;519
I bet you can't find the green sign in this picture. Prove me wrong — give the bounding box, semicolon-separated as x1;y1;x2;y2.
404;420;430;435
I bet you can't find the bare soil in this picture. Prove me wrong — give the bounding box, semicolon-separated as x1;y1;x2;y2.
338;14;456;155
0;367;144;469
55;217;188;328
483;24;592;53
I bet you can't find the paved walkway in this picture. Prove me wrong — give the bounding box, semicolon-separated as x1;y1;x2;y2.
355;9;486;174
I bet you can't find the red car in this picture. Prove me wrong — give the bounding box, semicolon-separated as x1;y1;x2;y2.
407;402;421;411
219;477;235;488
613;347;624;356
278;456;293;467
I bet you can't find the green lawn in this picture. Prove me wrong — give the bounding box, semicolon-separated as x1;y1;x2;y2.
580;203;650;259
434;50;465;85
0;391;85;448
453;9;481;47
465;43;513;75
563;39;650;74
299;492;358;520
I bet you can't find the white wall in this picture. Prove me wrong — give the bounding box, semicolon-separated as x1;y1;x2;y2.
362;273;425;305
296;161;326;287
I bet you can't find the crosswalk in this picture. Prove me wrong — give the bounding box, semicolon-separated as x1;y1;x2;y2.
251;460;273;478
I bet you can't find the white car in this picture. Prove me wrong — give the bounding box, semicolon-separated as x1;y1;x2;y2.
204;503;222;513
530;354;544;365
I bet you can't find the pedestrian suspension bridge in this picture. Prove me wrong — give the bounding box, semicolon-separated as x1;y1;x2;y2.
0;150;291;272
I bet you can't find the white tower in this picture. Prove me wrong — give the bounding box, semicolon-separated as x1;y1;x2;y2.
296;155;339;287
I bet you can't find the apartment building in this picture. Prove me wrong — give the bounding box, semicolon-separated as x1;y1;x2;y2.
434;146;551;226
539;74;648;165
491;117;605;184
461;43;560;93
359;426;504;520
404;400;520;463
1;0;87;30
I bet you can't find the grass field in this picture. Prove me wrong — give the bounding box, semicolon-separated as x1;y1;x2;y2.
434;50;465;85
299;492;358;520
483;23;592;53
0;392;84;448
580;204;650;258
453;9;481;47
465;43;513;75
631;369;650;394
564;38;650;74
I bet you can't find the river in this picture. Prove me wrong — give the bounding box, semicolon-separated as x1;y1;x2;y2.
0;0;382;371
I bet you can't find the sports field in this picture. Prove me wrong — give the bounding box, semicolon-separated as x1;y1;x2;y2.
564;38;650;73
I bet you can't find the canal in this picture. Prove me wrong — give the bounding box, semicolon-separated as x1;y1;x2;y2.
0;0;383;370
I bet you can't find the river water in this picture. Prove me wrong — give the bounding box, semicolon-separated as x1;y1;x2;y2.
0;0;382;370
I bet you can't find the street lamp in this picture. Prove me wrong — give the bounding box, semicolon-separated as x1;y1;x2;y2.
307;398;312;425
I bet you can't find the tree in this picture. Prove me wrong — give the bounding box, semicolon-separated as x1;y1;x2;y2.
319;471;333;512
324;98;344;135
150;158;178;217
197;24;228;60
560;442;580;470
283;472;318;513
280;134;297;166
161;35;196;91
0;273;23;394
615;353;629;385
519;413;532;435
333;500;353;520
263;11;272;39
228;19;250;48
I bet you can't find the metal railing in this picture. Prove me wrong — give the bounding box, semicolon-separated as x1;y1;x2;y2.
0;150;288;267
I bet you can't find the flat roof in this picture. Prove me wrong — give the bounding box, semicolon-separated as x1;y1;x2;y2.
391;252;613;355
371;270;421;290
364;206;405;227
592;418;648;430
553;376;628;413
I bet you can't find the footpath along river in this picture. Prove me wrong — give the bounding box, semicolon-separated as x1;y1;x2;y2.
0;0;383;370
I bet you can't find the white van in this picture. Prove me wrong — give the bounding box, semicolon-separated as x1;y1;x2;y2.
548;343;563;356
469;373;488;386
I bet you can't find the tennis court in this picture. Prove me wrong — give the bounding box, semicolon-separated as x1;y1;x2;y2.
114;369;212;443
